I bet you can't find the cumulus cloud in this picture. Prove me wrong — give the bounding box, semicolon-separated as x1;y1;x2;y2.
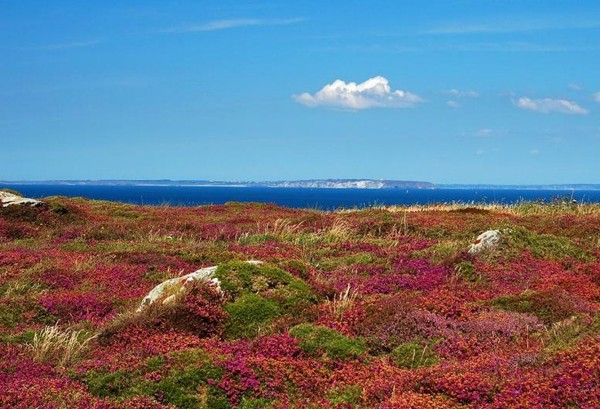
514;97;588;115
293;76;422;110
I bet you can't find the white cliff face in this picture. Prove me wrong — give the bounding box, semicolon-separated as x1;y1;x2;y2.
0;191;43;207
270;180;385;189
468;230;502;254
137;260;263;312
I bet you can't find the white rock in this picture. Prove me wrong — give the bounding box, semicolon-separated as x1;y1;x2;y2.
0;191;43;207
468;230;502;254
137;260;263;312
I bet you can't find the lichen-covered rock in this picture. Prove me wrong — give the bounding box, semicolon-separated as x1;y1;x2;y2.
468;230;502;254
0;191;43;207
137;260;262;312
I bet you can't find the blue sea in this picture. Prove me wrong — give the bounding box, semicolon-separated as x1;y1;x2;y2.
2;184;600;210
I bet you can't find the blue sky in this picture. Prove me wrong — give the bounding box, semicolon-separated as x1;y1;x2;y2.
1;0;599;184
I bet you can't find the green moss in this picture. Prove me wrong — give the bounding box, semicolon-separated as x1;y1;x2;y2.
83;350;226;408
289;323;366;361
239;397;274;408
390;342;440;369
215;261;316;312
85;370;140;398
224;294;281;338
0;330;36;344
327;385;362;406
491;290;583;324
503;226;590;261
318;252;374;271
454;261;480;282
145;355;167;372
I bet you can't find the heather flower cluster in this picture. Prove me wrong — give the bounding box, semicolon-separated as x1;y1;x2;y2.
0;196;599;408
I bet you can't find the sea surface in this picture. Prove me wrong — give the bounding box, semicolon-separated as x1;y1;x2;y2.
3;184;600;210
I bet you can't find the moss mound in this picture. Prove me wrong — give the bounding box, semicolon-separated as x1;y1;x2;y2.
289;323;366;360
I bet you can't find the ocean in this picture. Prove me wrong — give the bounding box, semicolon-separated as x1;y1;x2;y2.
2;184;600;210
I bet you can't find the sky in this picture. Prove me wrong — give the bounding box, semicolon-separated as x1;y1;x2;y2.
1;0;599;184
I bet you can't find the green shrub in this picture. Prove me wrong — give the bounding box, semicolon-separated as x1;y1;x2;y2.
318;253;374;271
289;323;366;360
84;350;227;408
503;226;590;261
215;261;315;312
454;261;480;282
85;370;140;398
239;397;274;409
491;290;588;324
327;385;362;406
390;342;439;369
224;294;281;338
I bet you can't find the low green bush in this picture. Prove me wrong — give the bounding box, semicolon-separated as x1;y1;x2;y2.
503;226;590;261
215;261;316;312
390;342;439;369
289;323;366;360
491;289;588;324
224;294;281;338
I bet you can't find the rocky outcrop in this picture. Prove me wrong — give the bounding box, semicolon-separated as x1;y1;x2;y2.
468;230;502;254
0;191;43;207
137;260;263;312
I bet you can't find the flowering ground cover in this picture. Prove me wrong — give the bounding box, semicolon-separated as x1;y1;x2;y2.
1;196;599;408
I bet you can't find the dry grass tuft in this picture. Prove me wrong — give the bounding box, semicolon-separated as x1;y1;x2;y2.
325;218;354;242
327;284;359;320
29;324;97;368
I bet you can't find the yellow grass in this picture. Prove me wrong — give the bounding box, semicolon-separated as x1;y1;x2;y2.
29;324;97;368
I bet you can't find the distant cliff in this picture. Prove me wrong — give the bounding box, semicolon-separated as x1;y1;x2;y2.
261;179;435;189
1;179;436;189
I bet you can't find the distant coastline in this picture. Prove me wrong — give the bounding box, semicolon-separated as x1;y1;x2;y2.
2;179;600;191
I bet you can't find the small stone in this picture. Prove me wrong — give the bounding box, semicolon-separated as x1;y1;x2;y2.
137;260;263;312
468;230;502;254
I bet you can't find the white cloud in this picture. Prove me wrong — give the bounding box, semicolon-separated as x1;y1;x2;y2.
293;76;422;110
568;83;583;91
474;128;507;137
475;128;493;137
162;17;303;33
514;97;588;115
424;20;600;35
447;89;479;98
446;100;461;108
41;40;103;50
530;149;540;155
594;91;600;103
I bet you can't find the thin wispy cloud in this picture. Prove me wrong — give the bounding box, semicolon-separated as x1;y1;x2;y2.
474;128;507;137
594;91;600;104
293;76;422;110
161;17;303;33
424;19;600;35
40;40;103;50
514;97;589;115
447;89;479;98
